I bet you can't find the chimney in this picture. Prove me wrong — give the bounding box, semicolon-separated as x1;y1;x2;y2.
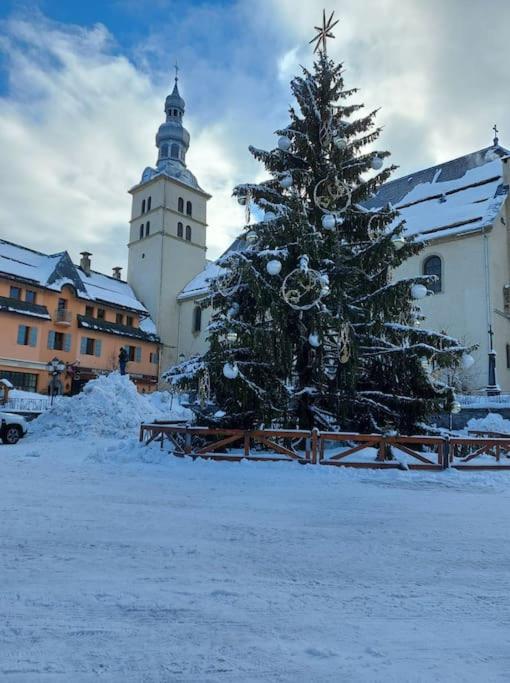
80;251;92;276
112;266;122;280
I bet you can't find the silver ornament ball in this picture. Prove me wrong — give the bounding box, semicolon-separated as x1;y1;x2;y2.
223;362;239;380
266;259;282;276
371;155;384;171
321;214;336;231
411;284;428;300
277;136;291;152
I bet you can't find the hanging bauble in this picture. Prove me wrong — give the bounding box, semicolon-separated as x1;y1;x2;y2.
223;362;239;380
308;333;320;348
237;196;246;206
371;155;383;171
281;263;327;311
226;331;238;343
450;400;462;415
333;136;347;150
321;214;336;231
264;211;276;221
227;303;239;319
461;353;475;370
266;259;282;276
392;236;406;251
411;284;428;300
320;284;331;297
246;231;258;244
277;136;291;152
280;173;293;189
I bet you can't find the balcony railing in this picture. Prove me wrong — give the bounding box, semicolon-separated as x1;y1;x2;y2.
53;308;72;325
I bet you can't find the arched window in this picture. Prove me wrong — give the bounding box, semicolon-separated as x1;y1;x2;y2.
160;143;168;158
186;200;192;216
177;222;183;238
145;221;150;237
423;255;442;293
147;196;151;211
171;143;179;159
178;197;184;213
186;225;192;241
192;306;202;333
139;224;144;240
141;199;146;214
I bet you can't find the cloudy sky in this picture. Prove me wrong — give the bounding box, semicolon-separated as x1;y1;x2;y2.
0;0;508;274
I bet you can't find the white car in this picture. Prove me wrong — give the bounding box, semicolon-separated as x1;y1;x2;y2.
0;412;28;445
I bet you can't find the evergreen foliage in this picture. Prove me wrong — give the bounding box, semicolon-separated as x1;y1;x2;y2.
165;52;470;433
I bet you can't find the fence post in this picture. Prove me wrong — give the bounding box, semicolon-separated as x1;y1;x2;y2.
312;428;319;464
139;423;144;443
442;436;450;470
185;429;192;455
244;431;251;459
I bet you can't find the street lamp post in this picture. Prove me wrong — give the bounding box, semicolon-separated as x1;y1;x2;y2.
46;357;66;406
486;325;500;396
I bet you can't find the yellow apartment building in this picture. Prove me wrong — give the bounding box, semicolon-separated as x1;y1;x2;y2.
0;240;160;394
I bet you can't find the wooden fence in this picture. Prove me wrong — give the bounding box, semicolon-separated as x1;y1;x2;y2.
139;422;510;470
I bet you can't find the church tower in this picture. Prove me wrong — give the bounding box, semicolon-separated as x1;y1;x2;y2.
127;75;210;374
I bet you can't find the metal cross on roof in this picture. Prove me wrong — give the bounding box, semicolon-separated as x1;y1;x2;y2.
309;10;339;55
493;124;499;146
174;62;179;82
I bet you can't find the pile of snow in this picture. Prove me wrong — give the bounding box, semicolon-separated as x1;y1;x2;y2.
30;373;192;439
467;412;510;435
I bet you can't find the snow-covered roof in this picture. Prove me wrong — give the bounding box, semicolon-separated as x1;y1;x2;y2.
178;260;224;301
0;239;148;313
178;145;510;301
366;145;509;241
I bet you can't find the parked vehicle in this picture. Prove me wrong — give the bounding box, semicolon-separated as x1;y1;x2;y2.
0;412;28;444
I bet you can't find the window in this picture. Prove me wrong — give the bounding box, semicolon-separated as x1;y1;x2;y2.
145;221;150;237
126;345;142;362
185;225;192;241
10;286;22;300
178;197;184;213
116;313;124;325
48;331;71;352
0;370;37;392
177;222;183;238
80;337;102;357
25;290;36;304
423;256;442;293
17;325;37;347
186;200;192;216
57;298;67;310
141;199;146;214
85;305;94;317
171;144;179;159
504;286;510;314
192;306;202;333
150;351;159;364
161;143;168;158
147;196;152;211
97;308;105;320
126;316;134;327
139;224;144;240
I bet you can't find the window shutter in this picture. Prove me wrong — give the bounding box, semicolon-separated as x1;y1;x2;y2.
17;325;26;345
29;327;38;347
135;346;142;363
95;340;102;357
64;334;71;352
48;330;55;350
80;337;87;355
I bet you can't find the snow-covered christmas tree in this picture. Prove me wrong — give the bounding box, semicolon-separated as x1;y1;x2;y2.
166;11;473;433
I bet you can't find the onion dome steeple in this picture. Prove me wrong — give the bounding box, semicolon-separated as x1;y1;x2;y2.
140;70;202;190
155;73;190;169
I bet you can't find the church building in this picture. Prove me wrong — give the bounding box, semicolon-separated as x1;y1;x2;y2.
127;78;510;395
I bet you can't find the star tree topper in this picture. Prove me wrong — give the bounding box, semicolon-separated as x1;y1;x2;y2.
309;9;339;55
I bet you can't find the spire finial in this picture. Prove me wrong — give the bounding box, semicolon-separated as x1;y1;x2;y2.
493;123;499;146
174;61;179;83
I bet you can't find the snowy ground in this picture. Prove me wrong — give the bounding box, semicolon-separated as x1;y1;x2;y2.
2;434;510;681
